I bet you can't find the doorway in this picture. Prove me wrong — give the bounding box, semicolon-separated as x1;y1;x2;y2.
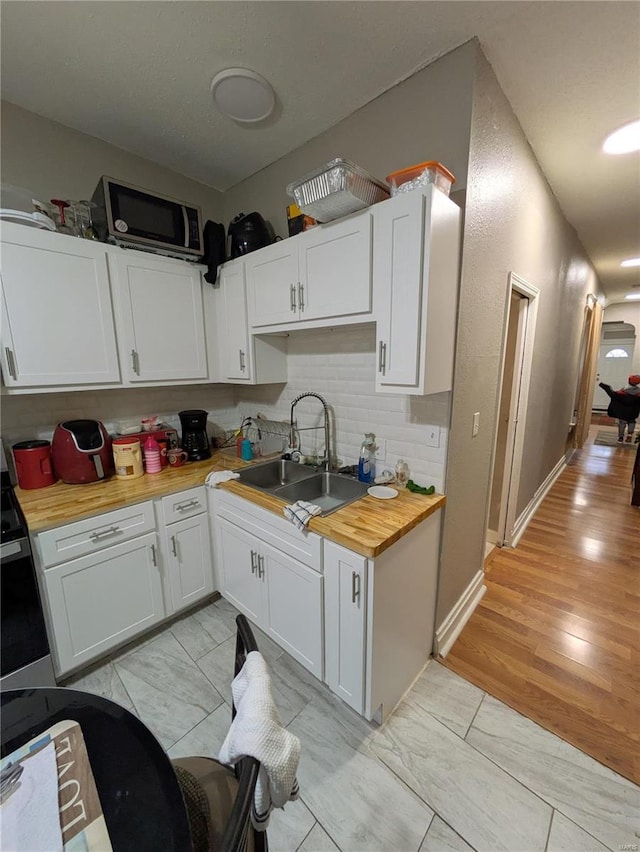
487;273;539;548
592;322;636;409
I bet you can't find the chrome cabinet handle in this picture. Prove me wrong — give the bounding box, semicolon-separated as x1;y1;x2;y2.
150;543;157;566
378;341;386;375
89;525;121;542
250;550;257;574
258;554;265;579
239;349;245;371
170;535;177;557
176;499;199;512
4;347;17;380
351;570;361;603
298;283;304;312
290;283;297;312
131;349;140;375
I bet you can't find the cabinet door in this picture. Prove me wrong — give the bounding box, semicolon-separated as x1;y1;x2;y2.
246;240;299;327
324;541;367;714
217;518;265;625
373;191;425;390
43;532;164;676
0;225;120;387
263;543;323;679
299;210;373;322
165;513;213;615
218;260;253;382
112;252;207;382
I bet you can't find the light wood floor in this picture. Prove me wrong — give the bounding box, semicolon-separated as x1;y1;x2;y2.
443;427;640;785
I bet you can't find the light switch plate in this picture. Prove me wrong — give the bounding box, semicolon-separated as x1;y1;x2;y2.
472;412;480;437
425;427;440;448
374;439;386;461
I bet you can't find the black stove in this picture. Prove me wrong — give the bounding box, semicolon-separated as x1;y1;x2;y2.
1;470;26;542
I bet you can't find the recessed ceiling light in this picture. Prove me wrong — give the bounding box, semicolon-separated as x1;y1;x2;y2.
211;68;275;124
621;257;640;267
625;293;640;300
603;119;640;154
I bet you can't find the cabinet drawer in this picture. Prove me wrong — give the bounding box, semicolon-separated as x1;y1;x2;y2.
161;486;207;524
36;501;155;568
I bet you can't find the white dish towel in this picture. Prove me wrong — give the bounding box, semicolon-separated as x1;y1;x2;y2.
283;500;322;530
219;651;301;831
205;470;240;488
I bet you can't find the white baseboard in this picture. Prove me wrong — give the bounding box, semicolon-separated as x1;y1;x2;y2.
434;569;486;658
510;455;566;547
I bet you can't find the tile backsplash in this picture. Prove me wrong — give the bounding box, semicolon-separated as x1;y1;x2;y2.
1;324;450;490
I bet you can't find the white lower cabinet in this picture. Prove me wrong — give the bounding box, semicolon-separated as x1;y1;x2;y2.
158;486;213;615
42;532;164;676
324;542;367;714
216;500;323;679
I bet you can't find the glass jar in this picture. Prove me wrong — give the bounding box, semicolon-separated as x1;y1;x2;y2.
395;459;410;489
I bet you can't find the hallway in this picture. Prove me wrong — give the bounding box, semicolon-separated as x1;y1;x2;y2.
443;426;639;785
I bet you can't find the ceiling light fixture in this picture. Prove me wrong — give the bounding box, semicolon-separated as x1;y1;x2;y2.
621;257;640;268
603;119;640;154
210;68;275;124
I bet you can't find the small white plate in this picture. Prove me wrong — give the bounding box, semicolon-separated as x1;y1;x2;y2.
367;485;398;500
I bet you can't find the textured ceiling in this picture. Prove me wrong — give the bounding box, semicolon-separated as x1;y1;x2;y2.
1;1;639;303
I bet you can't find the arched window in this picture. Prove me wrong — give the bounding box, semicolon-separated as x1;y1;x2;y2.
605;348;630;358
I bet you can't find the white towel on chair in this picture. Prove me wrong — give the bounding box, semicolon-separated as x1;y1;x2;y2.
218;651;300;831
283;500;322;530
205;470;240;488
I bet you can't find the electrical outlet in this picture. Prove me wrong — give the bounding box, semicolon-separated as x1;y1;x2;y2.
472;412;480;437
374;439;386;461
425;426;440;448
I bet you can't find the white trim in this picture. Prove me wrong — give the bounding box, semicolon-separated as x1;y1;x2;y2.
434;569;486;658
509;455;566;548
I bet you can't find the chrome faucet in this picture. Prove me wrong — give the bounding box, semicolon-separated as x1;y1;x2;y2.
289;392;331;472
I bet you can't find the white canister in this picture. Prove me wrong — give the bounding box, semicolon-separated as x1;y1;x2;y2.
112;437;144;480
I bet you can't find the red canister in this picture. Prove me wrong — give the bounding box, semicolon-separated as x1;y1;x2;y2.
12;440;57;489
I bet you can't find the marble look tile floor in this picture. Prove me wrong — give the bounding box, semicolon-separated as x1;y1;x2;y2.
66;598;640;852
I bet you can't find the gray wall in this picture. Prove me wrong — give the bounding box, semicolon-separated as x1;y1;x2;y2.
435;46;602;624
1;101;225;224
223;43;476;240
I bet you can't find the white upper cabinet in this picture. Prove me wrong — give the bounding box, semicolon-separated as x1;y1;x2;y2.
245;210;373;329
214;257;288;385
110;251;207;382
373;186;461;395
0;223;120;387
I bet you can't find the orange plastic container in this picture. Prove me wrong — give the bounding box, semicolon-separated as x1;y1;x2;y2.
385;161;455;197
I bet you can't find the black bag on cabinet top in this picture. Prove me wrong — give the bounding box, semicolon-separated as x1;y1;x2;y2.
203;220;226;284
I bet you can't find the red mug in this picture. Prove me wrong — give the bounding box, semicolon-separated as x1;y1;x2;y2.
167;448;189;467
12;440;57;489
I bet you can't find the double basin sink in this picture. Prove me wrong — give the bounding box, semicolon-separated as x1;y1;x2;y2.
234;459;369;516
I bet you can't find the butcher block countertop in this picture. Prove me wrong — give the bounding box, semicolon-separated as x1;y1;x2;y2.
15;451;445;559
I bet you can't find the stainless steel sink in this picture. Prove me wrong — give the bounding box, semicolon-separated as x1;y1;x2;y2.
236;460;369;516
237;459;319;490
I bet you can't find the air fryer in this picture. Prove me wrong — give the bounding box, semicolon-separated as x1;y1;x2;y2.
228;212;272;259
51;420;114;484
179;410;211;461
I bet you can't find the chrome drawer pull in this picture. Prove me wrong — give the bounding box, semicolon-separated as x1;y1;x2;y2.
170;535;177;557
239;349;246;371
378;341;387;375
131;349;140;375
291;283;297;312
258;554;265;579
298;283;304;312
176;499;199;512
150;543;157;566
351;571;361;603
89;525;121;542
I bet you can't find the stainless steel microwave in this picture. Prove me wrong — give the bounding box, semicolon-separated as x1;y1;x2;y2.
91;176;203;260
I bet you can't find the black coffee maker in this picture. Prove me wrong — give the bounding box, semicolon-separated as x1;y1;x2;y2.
179;410;211;461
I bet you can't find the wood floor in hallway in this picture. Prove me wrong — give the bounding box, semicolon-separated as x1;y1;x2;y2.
443;428;640;785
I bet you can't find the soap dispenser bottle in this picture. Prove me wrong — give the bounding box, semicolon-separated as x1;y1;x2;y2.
358;433;376;483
